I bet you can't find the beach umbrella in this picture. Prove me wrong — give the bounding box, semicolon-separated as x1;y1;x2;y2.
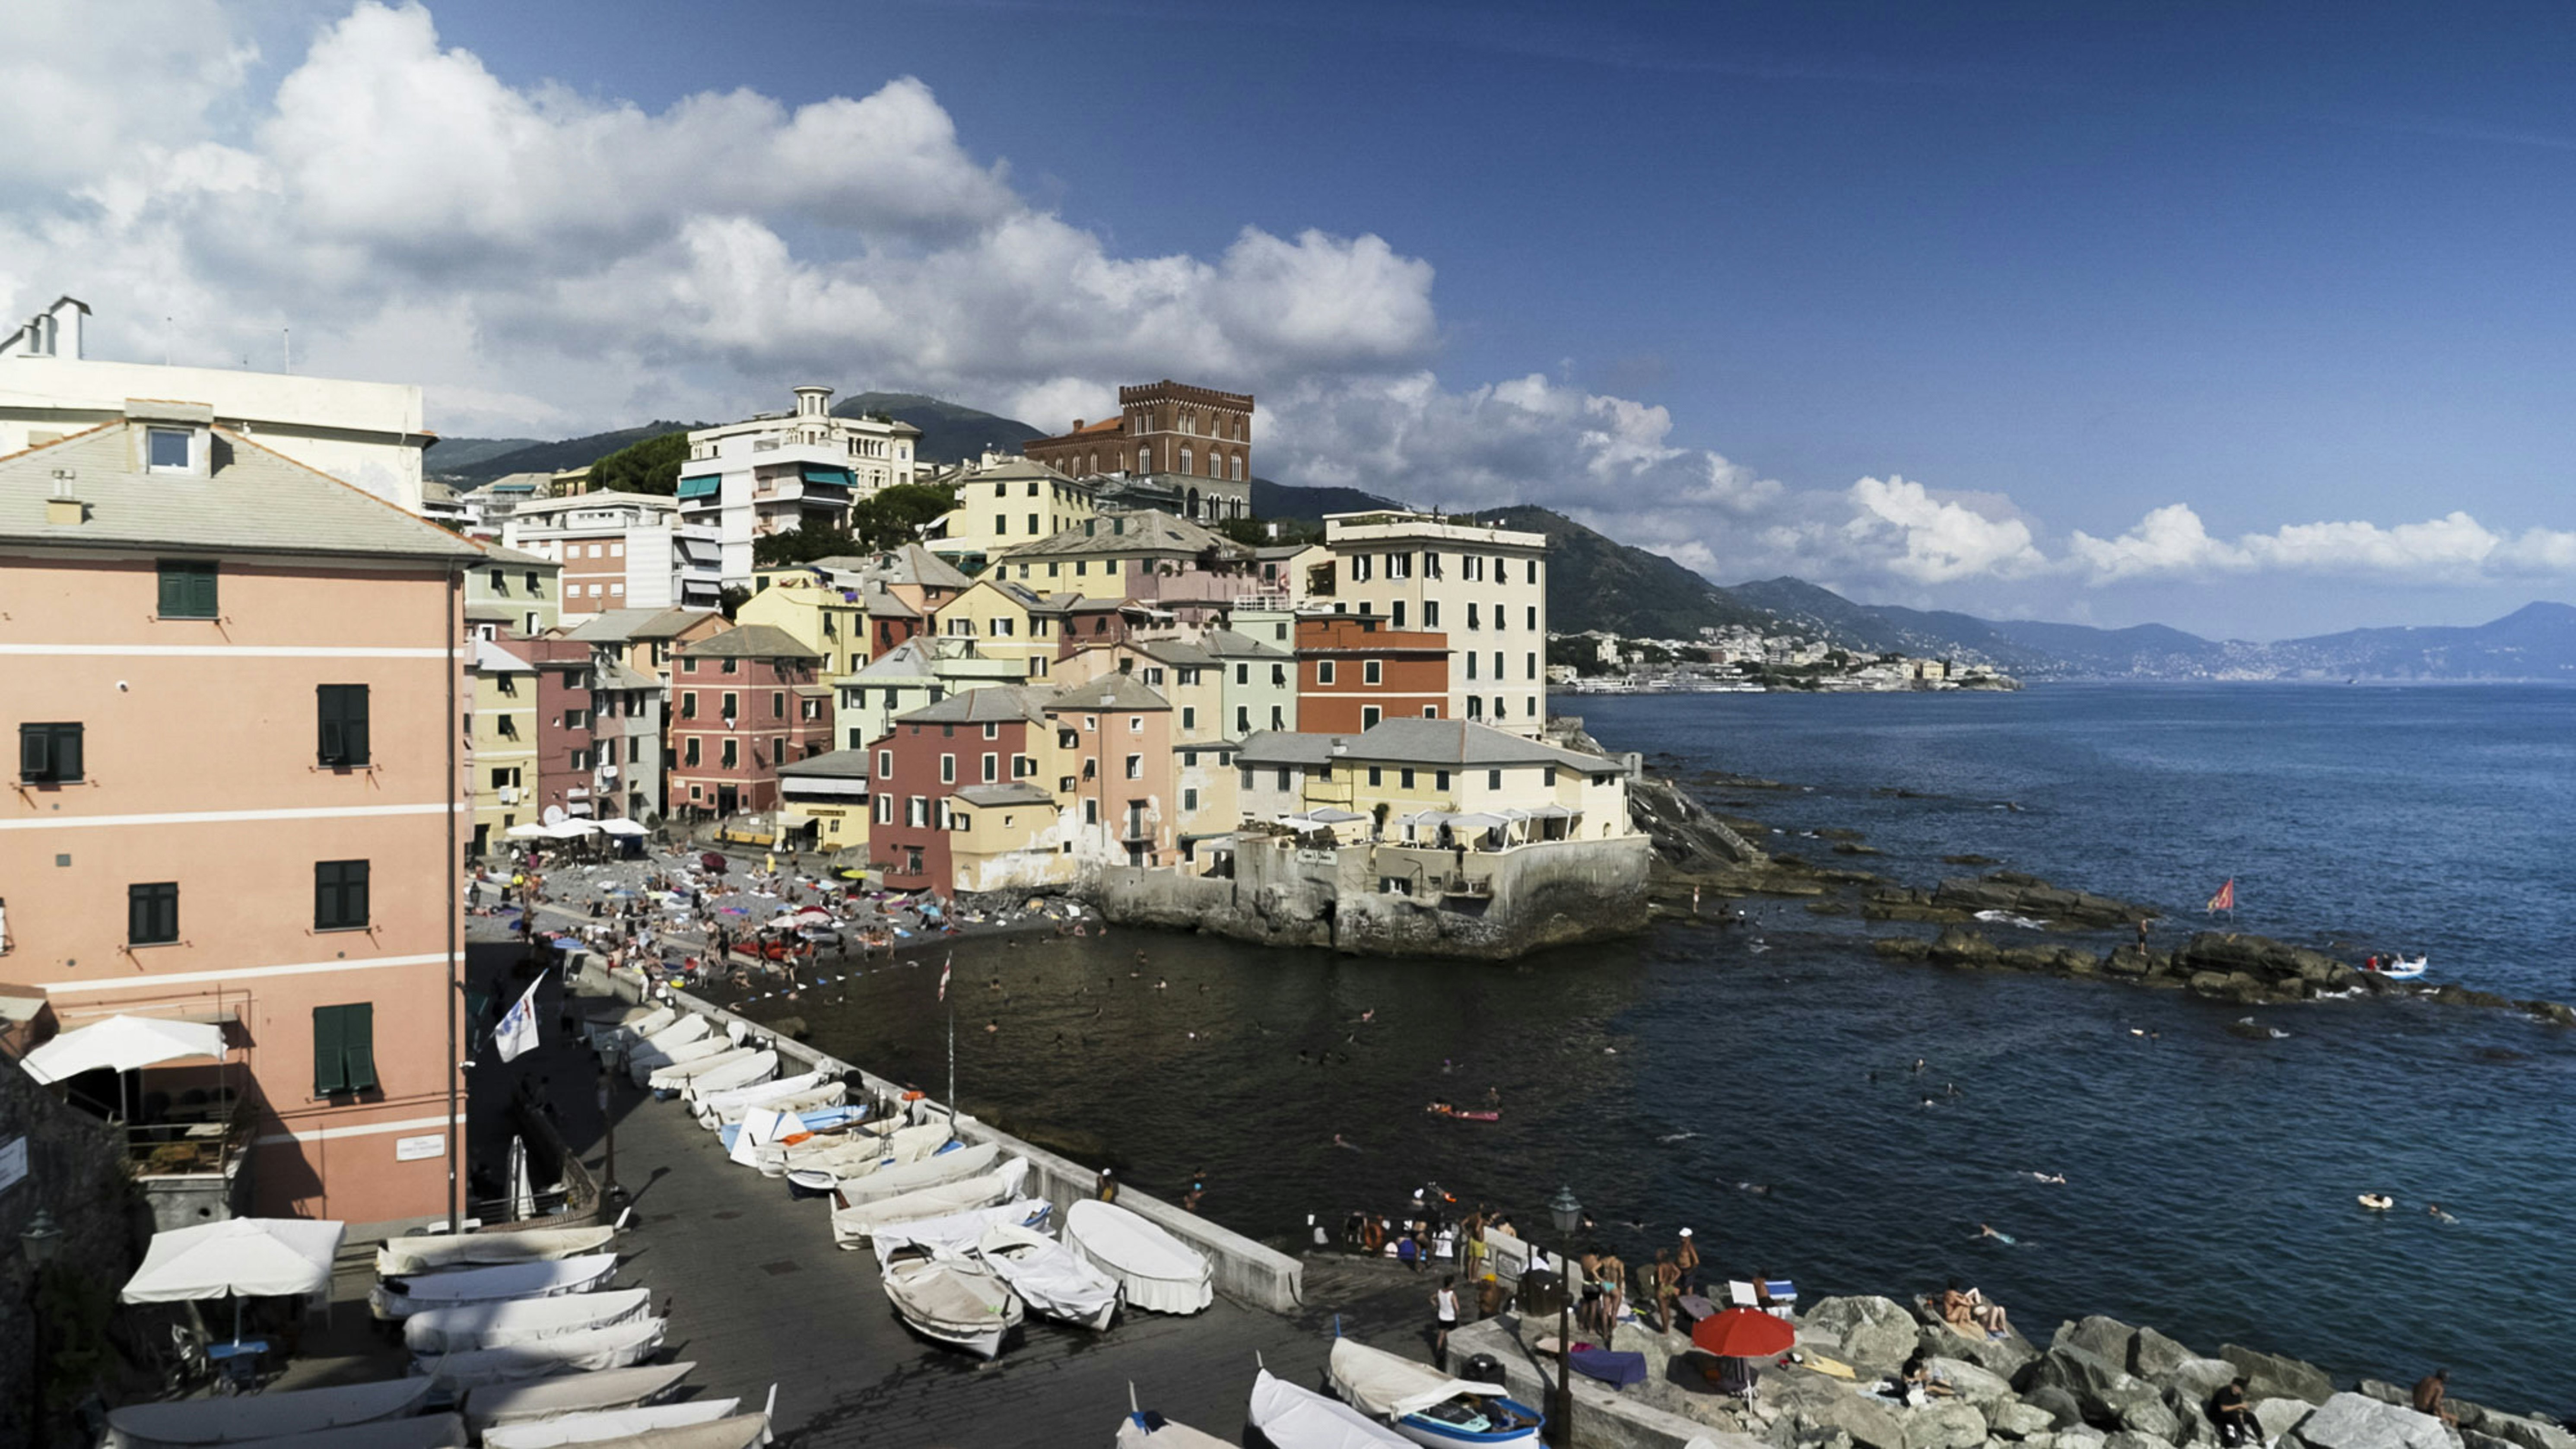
21;1014;226;1084
122;1217;345;1344
1691;1306;1795;1358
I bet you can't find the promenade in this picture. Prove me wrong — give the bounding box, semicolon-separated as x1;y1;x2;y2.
475;934;1447;1448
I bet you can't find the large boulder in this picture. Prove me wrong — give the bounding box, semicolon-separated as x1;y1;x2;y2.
2105;1433;2177;1449
2022;1389;2087;1430
2163;1389;2217;1449
2129;1327;2198;1382
2103;1386;2182;1443
2476;1414;2576;1449
2222;1345;2337;1406
1799;1388;1912;1449
1993;1401;2062;1439
2256;1401;2319;1441
2055;1318;2142;1370
2023;1345;2145;1423
1923;1322;2040;1378
2356;1382;2410;1408
2161;1359;2241;1402
1926;1358;2018;1405
1808;1297;1925;1376
2289;1392;2455;1449
1904;1402;1990;1449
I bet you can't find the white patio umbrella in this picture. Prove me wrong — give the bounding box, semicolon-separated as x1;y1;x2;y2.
122;1216;346;1344
20;1014;225;1085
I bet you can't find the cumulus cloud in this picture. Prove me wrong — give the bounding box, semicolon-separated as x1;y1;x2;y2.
2069;504;2576;585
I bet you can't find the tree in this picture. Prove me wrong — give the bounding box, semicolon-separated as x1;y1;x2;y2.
753;527;862;568
1218;516;1318;548
586;430;692;495
853;482;959;550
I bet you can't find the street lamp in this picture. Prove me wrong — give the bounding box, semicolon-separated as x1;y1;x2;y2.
22;1207;64;1447
20;1209;63;1269
1545;1186;1582;1449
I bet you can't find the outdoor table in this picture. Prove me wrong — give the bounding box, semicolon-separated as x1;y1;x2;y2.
207;1337;270;1393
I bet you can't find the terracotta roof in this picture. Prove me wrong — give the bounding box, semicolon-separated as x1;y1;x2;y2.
675;623;820;660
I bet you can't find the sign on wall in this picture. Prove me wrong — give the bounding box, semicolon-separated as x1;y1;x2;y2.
0;1135;26;1195
394;1134;445;1163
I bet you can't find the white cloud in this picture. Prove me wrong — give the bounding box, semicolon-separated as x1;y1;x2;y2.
2070;504;2576;585
1843;476;2048;584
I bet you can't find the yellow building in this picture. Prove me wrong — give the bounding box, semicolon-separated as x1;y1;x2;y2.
929;578;1076;681
1232;718;1632;846
467;637;541;858
926;455;1097;571
777;748;873;855
738;570;870;677
988;508;1249;600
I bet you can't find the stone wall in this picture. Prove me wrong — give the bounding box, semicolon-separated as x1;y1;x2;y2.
1083;832;1653;960
0;1052;149;1448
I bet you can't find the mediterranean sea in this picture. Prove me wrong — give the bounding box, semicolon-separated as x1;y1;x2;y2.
746;684;2576;1414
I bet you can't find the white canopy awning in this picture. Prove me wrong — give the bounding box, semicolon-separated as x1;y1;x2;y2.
503;823;553;840
22;1014;226;1084
121;1217;345;1302
595;818;651;837
548;820;601;838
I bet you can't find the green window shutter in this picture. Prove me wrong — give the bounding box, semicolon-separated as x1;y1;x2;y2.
128;886;150;946
316;685;368;766
343;1004;378;1093
188;564;217;617
347;687;370;766
158;565;183;617
18;725;44;780
314;863;332;928
313;1005;347;1095
57;725;80;782
349;861;369;927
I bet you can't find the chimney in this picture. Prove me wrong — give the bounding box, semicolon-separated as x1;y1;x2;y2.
1072;419;1085;431
46;472;83;526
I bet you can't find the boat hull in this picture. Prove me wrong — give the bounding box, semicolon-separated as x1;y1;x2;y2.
1394;1402;1546;1446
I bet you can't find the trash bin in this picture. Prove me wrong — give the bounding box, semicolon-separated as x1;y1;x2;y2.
1464;1353;1505;1384
1517;1267;1566;1316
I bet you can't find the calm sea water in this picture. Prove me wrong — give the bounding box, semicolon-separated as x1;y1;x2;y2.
735;685;2576;1414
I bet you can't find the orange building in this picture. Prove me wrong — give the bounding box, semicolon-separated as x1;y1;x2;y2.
1293;615;1450;733
1;408;480;1233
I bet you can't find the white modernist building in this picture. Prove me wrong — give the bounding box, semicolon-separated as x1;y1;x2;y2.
502;491;722;614
0;295;432;510
679;385;923;587
1296;510;1553;736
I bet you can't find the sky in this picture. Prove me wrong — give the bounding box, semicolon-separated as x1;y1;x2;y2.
6;0;2575;638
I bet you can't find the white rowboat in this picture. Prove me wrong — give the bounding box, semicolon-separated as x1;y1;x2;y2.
404;1287;653;1354
377;1227;616;1278
371;1254;619;1319
460;1363;696;1434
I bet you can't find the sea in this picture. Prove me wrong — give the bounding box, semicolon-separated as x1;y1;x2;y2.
733;684;2576;1414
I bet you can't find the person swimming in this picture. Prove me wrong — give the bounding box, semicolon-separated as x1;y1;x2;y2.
2426;1202;2455;1222
1978;1222;2017;1244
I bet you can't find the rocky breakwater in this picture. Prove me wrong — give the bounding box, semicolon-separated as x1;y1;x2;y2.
1865;871;2154;929
1489;1293;2570;1449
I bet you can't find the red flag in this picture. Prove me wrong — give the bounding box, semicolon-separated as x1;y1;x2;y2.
937;953;951;1002
2205;878;2236;913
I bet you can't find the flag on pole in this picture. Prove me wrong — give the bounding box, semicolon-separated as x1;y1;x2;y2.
2205;878;2236;914
494;970;547;1063
937;953;951;1002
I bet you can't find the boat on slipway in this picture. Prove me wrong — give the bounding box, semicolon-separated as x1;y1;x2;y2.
1248;1367;1412;1449
478;1394;747;1449
102;1376;434;1449
403;1287;654;1354
976;1221;1121;1330
376;1226;617;1278
371;1254;620;1318
690;1069;841;1125
1328;1336;1544;1446
880;1244;1024;1359
416;1316;669;1392
829;1160;1029;1247
458;1362;697;1436
811;1138;997;1204
1065;1200;1213;1315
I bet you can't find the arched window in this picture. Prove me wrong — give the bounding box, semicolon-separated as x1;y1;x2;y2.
1231;454;1245;482
1179;447;1192;476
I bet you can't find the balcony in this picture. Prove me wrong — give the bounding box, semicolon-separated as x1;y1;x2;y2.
127;1096;257;1230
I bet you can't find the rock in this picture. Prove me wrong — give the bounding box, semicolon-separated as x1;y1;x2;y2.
1808;1296;1926;1376
1877;937;1936;961
1931;927;2003;966
2163;1389;2217;1449
1800;1389;1912;1449
2357;1383;2411;1408
2129;1327;2198;1382
2289;1392;2455;1449
2055;1428;2108;1449
2222;1345;2336;1406
2256;1401;2318;1441
1924;1323;2041;1378
2106;1387;2182;1443
2104;1433;2177;1449
2474;1415;2576;1449
1906;1403;1992;1449
1992;1401;2061;1439
2021;1389;2087;1430
2056;1319;2142;1371
2023;1345;2143;1421
2162;1359;2240;1401
1928;1359;2020;1405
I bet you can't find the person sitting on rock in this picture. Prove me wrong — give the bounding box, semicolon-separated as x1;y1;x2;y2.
2413;1369;2457;1427
2210;1377;2260;1447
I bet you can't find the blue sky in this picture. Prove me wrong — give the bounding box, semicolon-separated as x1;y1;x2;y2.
7;1;2574;636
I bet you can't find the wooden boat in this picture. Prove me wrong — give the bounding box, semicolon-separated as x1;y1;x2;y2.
769;1117;941;1183
1248;1367;1411;1448
976;1221;1120;1330
417;1317;667;1392
644;1046;772;1093
403;1287;653;1354
717;1106;863;1151
460;1363;696;1435
370;1254;619;1318
176;1414;466;1449
814;1139;997;1207
880;1243;1023;1358
2370;956;2429;979
512;1417;770;1449
628;1033;727;1086
689;1068;838;1122
1116;1409;1238;1448
477;1396;742;1449
1065;1200;1212;1315
376;1226;617;1278
673;1047;778;1097
103;1376;432;1448
1328;1337;1543;1446
829;1161;1029;1248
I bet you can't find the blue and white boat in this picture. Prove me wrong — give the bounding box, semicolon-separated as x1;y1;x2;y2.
717;1105;865;1151
1327;1338;1543;1447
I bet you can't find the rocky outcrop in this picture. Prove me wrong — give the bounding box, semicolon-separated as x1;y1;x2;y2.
2289;1392;2461;1449
1805;1295;1925;1376
1931;872;2154;928
1629;769;1772;871
2222;1344;2338;1406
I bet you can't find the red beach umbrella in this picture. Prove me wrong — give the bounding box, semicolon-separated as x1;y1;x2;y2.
1692;1307;1796;1358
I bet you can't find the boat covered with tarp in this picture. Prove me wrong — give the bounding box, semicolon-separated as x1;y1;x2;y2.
1065;1200;1213;1315
184;1413;467;1449
403;1287;653;1354
103;1376;433;1448
812;1138;996;1203
690;1071;840;1125
881;1246;1023;1358
418;1317;667;1392
371;1253;619;1318
460;1362;696;1435
1327;1337;1542;1446
376;1226;617;1277
977;1221;1119;1330
829;1160;1028;1247
477;1395;750;1449
864;1198;1050;1266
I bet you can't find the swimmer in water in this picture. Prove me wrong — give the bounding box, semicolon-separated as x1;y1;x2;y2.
2030;1171;2067;1185
1333;1134;1362;1151
2427;1202;2456;1222
1359;1008;1376;1023
1912;1058;1927;1073
1978;1222;2016;1244
2358;1193;2394;1211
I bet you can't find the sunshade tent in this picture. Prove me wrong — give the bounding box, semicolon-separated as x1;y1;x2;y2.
596;818;651;837
122;1217;344;1303
1690;1307;1795;1358
504;823;553;840
22;1014;226;1084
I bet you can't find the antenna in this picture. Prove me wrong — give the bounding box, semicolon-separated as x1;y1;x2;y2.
283;327;291;373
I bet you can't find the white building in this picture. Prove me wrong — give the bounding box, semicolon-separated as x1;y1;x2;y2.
0;295;432;510
503;491;722;614
679;385;922;586
1293;511;1553;736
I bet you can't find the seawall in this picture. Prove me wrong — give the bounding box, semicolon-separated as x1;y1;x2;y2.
576;955;1304;1313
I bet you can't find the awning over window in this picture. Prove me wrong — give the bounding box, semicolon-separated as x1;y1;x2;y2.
800;464;856;489
676;474;721;500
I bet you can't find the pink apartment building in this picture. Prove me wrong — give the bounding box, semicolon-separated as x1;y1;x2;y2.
1;408;479;1232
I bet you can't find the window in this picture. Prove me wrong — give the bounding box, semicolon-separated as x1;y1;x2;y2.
1367;766;1383;786
772;692;785;718
568;749;590;772
1236;664;1250;685
684;737;701;766
1436;769;1451;790
1184;787;1199;812
1364;660;1383;685
1424;601;1440;628
1180;706;1195;731
561;709;587;730
681;693;698;720
1391;601;1406;627
1352;554;1372;582
721;693;739;718
1527;606;1539;630
1467;603;1481;630
876;793;894;824
1493;651;1504;681
1125;754;1143;779
1270;705;1286;729
146;426;192;471
156;560;219;619
127;882;180;944
1239;767;1254;791
1528;652;1539;680
1495;606;1508;633
1315;660;1336;686
314;860;370;931
1014;754;1034;777
1084;799;1099;826
312;1003;378;1096
1401;769;1416;788
18;722;82;783
1489;769;1504;789
721;739;739;769
940;753;956;783
1235;705;1250;733
722;658;738;674
1528;560;1540;584
317;684;371;767
982;753;998;782
908;797;931;827
1271;664;1288;686
1363;705;1382;727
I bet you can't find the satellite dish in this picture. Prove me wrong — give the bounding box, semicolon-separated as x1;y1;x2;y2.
542;804;567;826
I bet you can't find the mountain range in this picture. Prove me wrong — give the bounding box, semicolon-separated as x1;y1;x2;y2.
430;395;2576;683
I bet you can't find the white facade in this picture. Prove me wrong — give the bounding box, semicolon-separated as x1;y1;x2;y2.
680;385;921;586
1303;512;1552;736
0;296;430;509
503;491;721;614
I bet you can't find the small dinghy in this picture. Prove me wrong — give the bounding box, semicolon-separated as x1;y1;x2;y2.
1065;1200;1213;1315
1116;1409;1238;1448
880;1243;1023;1358
718;1105;864;1151
417;1316;668;1392
590;1007;676;1055
513;1417;771;1449
814;1138;997;1205
2370;956;2429;979
673;1047;778;1097
371;1254;619;1318
1328;1337;1543;1446
866;1199;1052;1265
829;1161;1029;1248
404;1287;653;1354
629;1033;727;1086
175;1414;467;1449
104;1376;432;1448
691;1070;839;1124
645;1046;772;1094
478;1394;746;1449
1248;1366;1411;1448
977;1221;1120;1330
461;1362;696;1435
378;1227;617;1278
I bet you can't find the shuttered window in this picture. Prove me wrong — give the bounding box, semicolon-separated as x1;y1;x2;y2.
128;882;179;945
317;685;370;767
156;560;219;619
314;859;370;931
312;1003;378;1096
18;722;83;783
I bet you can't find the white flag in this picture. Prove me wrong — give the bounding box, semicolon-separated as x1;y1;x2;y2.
494;971;546;1063
937;953;951;1002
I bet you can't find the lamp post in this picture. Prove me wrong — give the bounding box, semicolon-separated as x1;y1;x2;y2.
22;1208;64;1449
1545;1185;1582;1449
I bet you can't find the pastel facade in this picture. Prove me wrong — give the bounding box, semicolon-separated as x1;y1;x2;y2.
1295;615;1451;733
1235;719;1635;845
0;411;479;1231
931;578;1070;681
867;687;1061;895
832;638;1024;753
466;639;539;858
988;509;1252;602
1301;512;1551;735
1043;673;1177;869
925;454;1096;570
679;386;920;585
502;492;720;615
462;543;560;637
667;625;832;816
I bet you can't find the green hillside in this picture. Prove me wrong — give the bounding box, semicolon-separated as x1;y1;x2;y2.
835;391;1044;465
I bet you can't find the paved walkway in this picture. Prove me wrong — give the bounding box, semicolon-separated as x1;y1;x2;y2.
500;952;1452;1448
